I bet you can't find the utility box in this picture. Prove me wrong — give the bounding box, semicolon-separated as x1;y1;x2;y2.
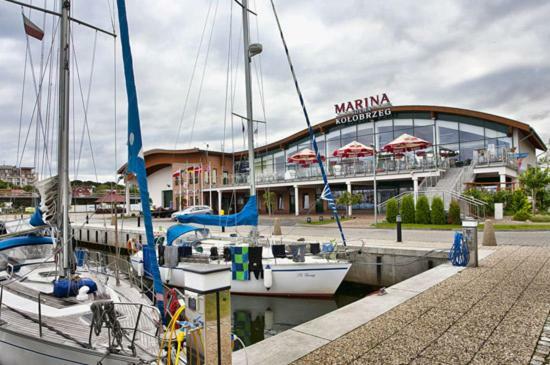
494;203;503;220
182;264;232;365
462;220;478;267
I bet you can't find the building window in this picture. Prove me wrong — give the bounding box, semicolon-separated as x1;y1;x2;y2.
278;194;284;210
303;194;310;210
212;169;217;185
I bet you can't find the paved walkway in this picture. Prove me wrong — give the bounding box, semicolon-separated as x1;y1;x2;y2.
292;246;550;365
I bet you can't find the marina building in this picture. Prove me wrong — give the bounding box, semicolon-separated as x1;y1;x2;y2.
0;165;36;187
132;105;547;215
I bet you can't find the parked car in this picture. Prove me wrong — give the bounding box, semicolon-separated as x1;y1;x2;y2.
171;205;213;221
151;207;176;218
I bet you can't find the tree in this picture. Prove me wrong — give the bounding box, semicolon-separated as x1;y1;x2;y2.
385;198;398;223
415;195;431;224
263;191;276;216
448;199;461;225
0;180;12;189
400;194;415;223
519;167;550;214
431;196;446;225
336;192;363;216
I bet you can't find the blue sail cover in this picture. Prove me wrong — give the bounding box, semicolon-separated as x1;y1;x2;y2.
116;0;164;318
166;224;203;245
30;207;45;227
0;235;53;251
176;196;258;227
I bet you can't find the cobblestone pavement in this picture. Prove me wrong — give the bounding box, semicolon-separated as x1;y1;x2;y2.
292;246;550;365
531;316;550;364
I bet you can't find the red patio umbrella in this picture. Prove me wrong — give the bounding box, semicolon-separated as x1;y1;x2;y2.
333;141;375;158
382;133;431;153
287;148;325;167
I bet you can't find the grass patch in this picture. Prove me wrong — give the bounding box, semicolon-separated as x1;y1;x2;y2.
373;223;550;231
304;217;353;225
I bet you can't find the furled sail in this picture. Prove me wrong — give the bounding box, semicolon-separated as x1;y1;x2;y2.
116;0;164;316
176;195;258;227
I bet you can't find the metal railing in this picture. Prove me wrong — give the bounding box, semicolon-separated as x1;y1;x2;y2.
222;156;443;187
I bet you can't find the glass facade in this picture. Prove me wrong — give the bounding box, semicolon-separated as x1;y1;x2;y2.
240;111;514;183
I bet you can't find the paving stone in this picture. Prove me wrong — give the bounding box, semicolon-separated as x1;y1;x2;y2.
352;334;428;365
420;331;484;365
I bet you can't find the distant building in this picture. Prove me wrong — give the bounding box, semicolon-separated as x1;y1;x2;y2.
0;165;36;186
120;105;547;215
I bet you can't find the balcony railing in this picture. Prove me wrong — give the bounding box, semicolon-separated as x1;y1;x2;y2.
218;156;445;187
474;149;517;170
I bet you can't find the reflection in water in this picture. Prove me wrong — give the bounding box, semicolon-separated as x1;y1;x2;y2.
231;282;376;349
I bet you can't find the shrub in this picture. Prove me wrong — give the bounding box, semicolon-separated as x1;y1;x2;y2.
509;189;530;213
513;207;531;221
448;199;461;225
415;195;431;224
431;196;446;225
530;215;550;222
401;194;415;224
385;198;398;223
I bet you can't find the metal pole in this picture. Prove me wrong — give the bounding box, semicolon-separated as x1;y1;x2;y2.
396;214;402;242
242;0;257;238
57;0;72;277
373;151;378;224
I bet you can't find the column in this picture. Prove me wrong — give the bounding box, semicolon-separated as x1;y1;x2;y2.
346;181;352;217
294;185;299;216
499;173;506;190
125;178;131;215
413;176;419;206
217;190;222;213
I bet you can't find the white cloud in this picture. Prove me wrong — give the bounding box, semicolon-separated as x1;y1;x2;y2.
0;0;548;182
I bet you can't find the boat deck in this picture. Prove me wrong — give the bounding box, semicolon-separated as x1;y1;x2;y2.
0;265;161;362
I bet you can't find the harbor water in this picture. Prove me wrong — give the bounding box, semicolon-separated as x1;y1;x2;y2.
231;282;377;348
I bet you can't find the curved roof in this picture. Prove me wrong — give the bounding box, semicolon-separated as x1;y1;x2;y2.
121;105;546;175
248;105;546;154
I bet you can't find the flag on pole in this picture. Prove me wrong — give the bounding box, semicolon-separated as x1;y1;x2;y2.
22;14;44;40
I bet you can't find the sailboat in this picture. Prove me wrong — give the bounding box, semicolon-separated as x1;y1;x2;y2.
130;0;352;298
0;1;180;363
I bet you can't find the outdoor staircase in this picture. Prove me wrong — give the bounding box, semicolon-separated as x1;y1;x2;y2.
378;163;486;219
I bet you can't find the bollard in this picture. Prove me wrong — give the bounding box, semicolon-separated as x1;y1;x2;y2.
220;209;225;233
182;264;232;365
137;214;141;227
85;214;89;224
272;217;282;236
482;219;497;246
396;214;402;242
462;219;478;267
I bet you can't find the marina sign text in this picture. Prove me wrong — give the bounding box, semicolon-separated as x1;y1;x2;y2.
334;93;392;125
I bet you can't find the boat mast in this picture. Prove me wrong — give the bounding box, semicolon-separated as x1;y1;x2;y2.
57;0;71;277
242;0;257;236
242;0;255;196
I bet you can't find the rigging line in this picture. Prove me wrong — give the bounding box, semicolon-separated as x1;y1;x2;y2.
40;12;53;177
269;0;347;246
112;3;118;191
18;21;58;175
16;22;30;168
188;0;221;147
173;0;215;151
71;33;101;198
73;30;98;180
251;0;268;150
221;0;234;194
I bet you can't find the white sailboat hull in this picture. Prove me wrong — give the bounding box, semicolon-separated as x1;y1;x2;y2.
131;250;351;297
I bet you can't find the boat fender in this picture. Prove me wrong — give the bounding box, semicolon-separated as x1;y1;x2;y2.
264;265;272;290
76;286;90;301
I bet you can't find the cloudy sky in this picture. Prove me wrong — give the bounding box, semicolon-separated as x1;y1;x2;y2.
1;0;549;182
